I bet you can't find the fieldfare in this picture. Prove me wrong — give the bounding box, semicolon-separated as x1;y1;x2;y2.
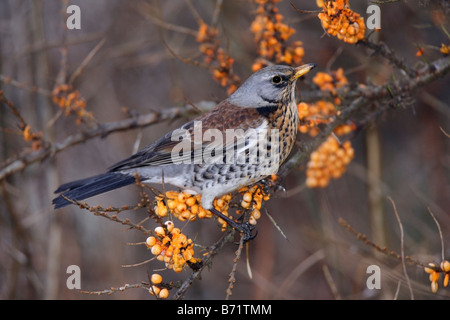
53;63;316;240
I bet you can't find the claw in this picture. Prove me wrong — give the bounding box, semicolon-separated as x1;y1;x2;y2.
210;208;258;242
238;222;257;242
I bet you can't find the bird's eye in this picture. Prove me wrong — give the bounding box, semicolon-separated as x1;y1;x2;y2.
272;75;282;84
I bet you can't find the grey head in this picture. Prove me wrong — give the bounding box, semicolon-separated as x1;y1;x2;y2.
226;64;317;108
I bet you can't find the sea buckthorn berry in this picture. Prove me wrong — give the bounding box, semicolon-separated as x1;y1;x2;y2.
165;221;174;232
186;196;197;207
441;260;450;273
431;281;438;293
151;244;162;256
159;288;169;299
151;273;163;285
306;135;355;188
146;236;157;248
154;226;165;237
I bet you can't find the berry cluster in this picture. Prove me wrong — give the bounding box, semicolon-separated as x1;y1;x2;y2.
148;273;169;299
317;0;365;44
298;100;336;137
238;185;271;225
425;260;450;293
51;84;94;125
313;68;348;104
197;23;241;95
297;68;356;188
145;221;200;273
298;68;350;136
251;0;304;71
155;191;214;221
306;136;354;188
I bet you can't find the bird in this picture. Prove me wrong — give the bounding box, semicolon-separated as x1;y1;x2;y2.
53;63;316;241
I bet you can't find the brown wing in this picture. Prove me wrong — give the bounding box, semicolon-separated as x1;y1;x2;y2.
108;101;265;172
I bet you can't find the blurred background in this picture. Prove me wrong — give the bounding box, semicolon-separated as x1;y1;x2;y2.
0;0;449;300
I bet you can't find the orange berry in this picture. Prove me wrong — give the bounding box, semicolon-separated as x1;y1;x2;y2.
150;285;160;296
165;221;174;232
146;236;157;247
151;273;163;285
154;226;165;237
441;260;450;272
151;244;162;256
186;196;197;207
431;281;439;293
159;288;169;299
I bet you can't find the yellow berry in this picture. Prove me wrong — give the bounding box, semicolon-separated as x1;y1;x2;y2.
186;196;197;207
159;288;169;299
151;244;162;256
146;236;157;247
167;199;177;209
151;273;163;284
151;285;161;296
241;200;250;209
243;192;253;203
430;271;440;283
154;226;165;237
431;281;438;293
165;221;174;232
251;208;261;220
441;260;450;273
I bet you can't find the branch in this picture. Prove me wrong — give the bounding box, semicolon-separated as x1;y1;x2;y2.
0;103;213;181
360;39;417;78
280;55;450;177
172;229;235;300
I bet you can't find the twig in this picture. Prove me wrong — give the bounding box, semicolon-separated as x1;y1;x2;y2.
360;39;417;78
69;38;106;85
427;207;445;262
226;233;245;299
387;196;414;300
338;217;426;267
322;264;341;300
172;229;235;300
64;197;152;235
289;2;322;14
0;105;194;181
80;282;149;295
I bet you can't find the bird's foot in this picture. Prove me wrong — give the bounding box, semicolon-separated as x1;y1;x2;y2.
235;221;257;242
210;208;258;242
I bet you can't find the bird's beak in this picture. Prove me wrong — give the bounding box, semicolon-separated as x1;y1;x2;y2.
291;63;317;81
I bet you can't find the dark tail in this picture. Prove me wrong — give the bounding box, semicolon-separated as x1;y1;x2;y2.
52;173;136;209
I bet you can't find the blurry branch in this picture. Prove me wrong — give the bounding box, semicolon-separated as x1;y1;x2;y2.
338;217;427;268
0;104;204;181
427;207;445;262
68;38;106;85
360;39;417;78
388;196;414;300
0;75;51;96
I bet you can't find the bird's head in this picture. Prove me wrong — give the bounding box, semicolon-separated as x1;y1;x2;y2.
227;63;316;108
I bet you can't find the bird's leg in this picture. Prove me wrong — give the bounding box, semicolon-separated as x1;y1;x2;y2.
210;207;257;242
